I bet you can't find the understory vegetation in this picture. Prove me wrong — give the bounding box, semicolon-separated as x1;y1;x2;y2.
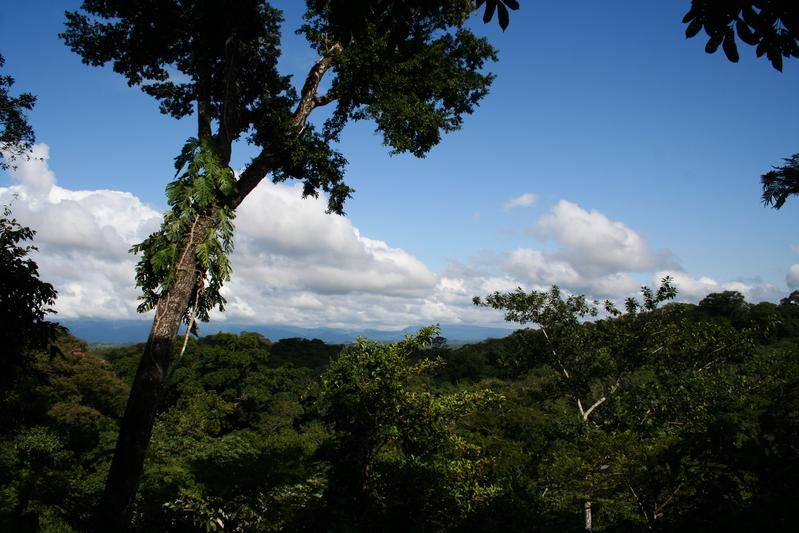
3;281;798;532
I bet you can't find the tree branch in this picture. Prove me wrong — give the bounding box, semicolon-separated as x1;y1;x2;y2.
231;150;275;209
625;478;651;526
231;45;341;209
315;88;337;107
579;396;607;421
289;43;341;129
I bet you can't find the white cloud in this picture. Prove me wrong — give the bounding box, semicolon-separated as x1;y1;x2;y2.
503;192;537;210
1;145;788;331
7;143;56;197
1;144;162;319
504;248;581;287
533;200;667;277
233;181;437;297
787;264;799;289
1;145;446;328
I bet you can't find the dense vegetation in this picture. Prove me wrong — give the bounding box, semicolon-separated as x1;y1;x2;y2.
3;280;798;531
2;3;797;530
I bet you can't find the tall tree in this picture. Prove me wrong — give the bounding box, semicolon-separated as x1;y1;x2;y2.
61;1;498;528
474;279;679;531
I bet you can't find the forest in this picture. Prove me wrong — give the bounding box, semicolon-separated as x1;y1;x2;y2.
2;1;798;531
3;202;799;531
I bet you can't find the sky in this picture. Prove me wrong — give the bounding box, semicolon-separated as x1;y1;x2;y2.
1;1;798;331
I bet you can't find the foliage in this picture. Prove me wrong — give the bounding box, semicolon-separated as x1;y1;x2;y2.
308;0;519;45
0;54;36;171
316;326;502;531
0;332;128;532
0;207;60;390
130;138;237;321
682;1;799;70
761;153;799;209
3;295;798;531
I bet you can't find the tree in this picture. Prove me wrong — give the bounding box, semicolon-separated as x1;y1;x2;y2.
61;1;499;528
317;327;501;530
475;279;680;531
761;153;799;209
0;54;36;171
0;206;60;390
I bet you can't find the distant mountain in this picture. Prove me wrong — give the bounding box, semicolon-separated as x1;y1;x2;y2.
59;319;517;345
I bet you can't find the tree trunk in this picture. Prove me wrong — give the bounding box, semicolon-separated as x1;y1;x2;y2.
584;500;593;531
95;214;215;531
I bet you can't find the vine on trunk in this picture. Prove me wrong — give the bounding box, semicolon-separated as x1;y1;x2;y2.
130;137;235;327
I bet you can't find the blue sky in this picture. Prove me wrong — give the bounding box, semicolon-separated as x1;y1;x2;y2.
1;1;798;329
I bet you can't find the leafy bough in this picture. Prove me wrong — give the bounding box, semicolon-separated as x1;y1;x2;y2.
131;138;236;330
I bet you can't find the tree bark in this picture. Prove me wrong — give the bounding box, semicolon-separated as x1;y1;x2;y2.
584;500;593;531
95;214;215;531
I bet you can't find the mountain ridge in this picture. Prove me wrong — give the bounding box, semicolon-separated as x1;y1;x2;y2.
59;318;517;345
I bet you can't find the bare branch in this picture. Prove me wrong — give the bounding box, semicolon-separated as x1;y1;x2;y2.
580;396;607;421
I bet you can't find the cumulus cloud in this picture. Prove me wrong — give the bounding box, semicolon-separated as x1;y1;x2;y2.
233;181;437;298
532;200;670;277
787;264;799;289
504;248;581;287
1;144;162;319
0;144;450;328
490;200;675;298
503;192;537;210
1;145;788;331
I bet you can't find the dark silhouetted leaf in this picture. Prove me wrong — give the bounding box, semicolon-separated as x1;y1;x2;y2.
483;0;496;24
756;39;768;57
705;34;723;53
682;9;695;24
497;2;509;30
503;0;520;10
723;32;740;62
686;18;703;38
736;19;758;45
767;47;783;71
742;5;759;26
